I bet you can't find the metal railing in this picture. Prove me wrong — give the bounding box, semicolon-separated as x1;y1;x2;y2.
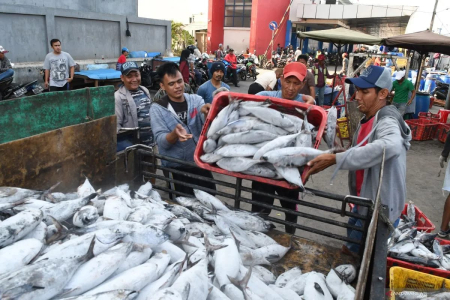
125;144;375;258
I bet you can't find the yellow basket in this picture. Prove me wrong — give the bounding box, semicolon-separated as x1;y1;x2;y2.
389;267;450;300
337;117;349;139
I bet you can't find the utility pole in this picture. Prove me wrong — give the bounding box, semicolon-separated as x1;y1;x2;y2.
430;0;439;31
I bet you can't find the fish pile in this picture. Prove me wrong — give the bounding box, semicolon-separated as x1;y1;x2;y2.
388;202;450;271
201;98;335;189
0;180;357;300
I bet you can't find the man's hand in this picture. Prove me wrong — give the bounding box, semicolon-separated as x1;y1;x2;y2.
440;155;447;168
44;82;49;89
303;95;315;105
67;77;73;83
174;124;193;142
304;153;337;182
201;104;211;115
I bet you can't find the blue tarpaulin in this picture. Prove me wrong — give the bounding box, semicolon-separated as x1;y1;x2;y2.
75;69;121;80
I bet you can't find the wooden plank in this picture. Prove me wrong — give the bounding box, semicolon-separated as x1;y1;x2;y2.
0;86;115;144
0;116;117;192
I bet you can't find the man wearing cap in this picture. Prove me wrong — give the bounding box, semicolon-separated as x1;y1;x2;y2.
339;53;349;76
391;70;416;117
0;46;13;81
224;48;239;87
251;62;315;234
312;54;335;105
115;61;154;150
196;62;230;104
116;47;129;71
305;65;412;254
297;54;315;98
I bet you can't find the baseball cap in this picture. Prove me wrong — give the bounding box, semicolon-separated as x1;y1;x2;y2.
395;70;406;80
283;62;307;82
121;61;139;75
122;47;129;52
318;54;326;61
0;46;9;54
210;61;225;74
345;65;393;91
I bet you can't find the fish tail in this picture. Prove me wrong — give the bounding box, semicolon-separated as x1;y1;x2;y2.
45;215;69;244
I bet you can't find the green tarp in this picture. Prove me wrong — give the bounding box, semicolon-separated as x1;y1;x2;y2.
0;86;115;144
298;27;382;45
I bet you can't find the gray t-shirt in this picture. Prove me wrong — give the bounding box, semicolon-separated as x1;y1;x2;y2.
43;51;75;87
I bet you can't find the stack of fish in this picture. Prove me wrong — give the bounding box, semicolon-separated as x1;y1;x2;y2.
0;180;355;300
388;202;450;271
200;98;337;189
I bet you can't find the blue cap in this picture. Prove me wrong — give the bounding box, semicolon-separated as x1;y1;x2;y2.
210;61;225;74
121;61;139;75
345;65;393;91
122;47;129;52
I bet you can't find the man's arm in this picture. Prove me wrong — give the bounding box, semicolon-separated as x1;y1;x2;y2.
68;66;74;83
44;70;50;89
0;58;12;73
115;95;125;132
301;94;315;104
309;86;315;98
407;90;416;105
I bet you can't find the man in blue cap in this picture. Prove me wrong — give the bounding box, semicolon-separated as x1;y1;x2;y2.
196;61;230;104
305;65;412;254
116;47;129;71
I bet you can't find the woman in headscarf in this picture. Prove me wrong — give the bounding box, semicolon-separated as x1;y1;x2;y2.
179;49;191;84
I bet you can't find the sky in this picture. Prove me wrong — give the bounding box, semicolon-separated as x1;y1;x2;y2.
138;0;208;24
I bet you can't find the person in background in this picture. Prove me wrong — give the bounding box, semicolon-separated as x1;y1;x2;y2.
115;61;153;153
311;54;334;106
0;46;13;81
179;49;191;84
226;45;230;53
277;44;281;55
305;65;411;254
339;53;349;76
216;44;225;60
391;70;416;117
150;62;216;196
297;54;315;98
224;48;239;87
197;61;229;104
294;47;302;62
250;49;259;65
43;39;75;91
116;47;129;71
193;47;202;59
251;62;314;234
248;68;283;95
189;61;202;87
439;131;450;237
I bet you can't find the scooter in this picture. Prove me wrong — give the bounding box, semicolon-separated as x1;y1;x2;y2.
222;60;245;84
0;76;43;101
246;57;258;80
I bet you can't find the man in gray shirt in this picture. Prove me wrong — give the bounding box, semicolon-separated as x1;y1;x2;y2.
43;39;75;91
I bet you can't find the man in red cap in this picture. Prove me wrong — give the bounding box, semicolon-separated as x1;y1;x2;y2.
252;62;314;235
312;54;334;105
255;62;315;104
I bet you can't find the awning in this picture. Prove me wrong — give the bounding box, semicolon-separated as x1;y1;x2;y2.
297;27;382;45
383;30;450;55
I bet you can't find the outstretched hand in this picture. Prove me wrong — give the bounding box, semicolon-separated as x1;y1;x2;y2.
174;124;193;142
304;153;336;182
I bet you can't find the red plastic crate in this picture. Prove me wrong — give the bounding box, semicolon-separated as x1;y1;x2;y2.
405;119;439;141
387;239;450;283
437;123;450;143
194;91;327;189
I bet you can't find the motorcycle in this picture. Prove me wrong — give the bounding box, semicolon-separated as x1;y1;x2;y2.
139;64;159;91
0;76;43;101
246;57;258;80
195;58;209;84
222;60;245;84
433;81;448;100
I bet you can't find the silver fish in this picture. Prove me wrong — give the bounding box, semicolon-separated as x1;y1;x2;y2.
216;119;264;136
274;165;304;188
0;238;43;276
221;130;278;145
194;190;230;211
43;193;98;224
137;182;153;196
204;139;218;153
77;178;96;197
0;209;43;247
73;206;99;227
0;237;95;300
248;107;294;128
166;204;205;223
200;153;223;163
215;144;260;157
269;285;303;300
213;236;240;287
303;271;333;300
218;210;274;232
0;186;42;204
242;164;279;179
263;147;326;167
172;258;209;300
217;157;261;172
325;106;337;149
253;133;300;160
60;290;138;300
275;267;303;288
22;221;47;243
207;100;240;138
253;266;277;285
110;244;153;278
407;201;416;222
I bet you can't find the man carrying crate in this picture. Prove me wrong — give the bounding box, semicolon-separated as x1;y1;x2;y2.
305;65;412;254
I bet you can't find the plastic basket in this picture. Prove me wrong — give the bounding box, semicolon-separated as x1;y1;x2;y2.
389;267;450;300
337;117;349;139
405;119;439;141
387;239;450;284
194;92;327;189
400;204;435;232
437;123;450;143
